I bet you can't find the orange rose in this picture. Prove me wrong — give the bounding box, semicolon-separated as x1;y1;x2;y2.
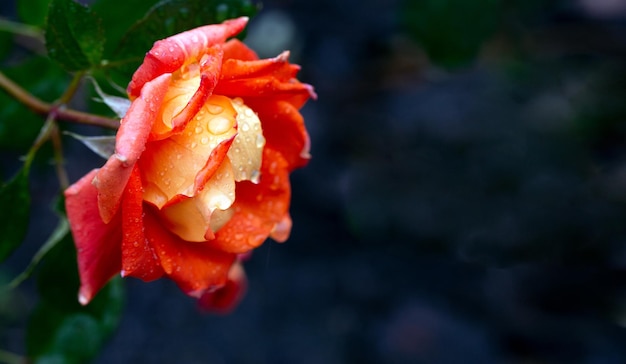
64;17;315;311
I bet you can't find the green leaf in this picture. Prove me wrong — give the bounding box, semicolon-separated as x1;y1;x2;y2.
109;0;258;79
91;0;161;58
403;0;500;68
0;163;31;263
26;232;124;363
18;0;52;26
45;0;105;71
3;214;69;290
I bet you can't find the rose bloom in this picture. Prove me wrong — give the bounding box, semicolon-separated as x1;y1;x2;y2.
64;17;315;312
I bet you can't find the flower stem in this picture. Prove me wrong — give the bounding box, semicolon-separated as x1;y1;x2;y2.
49;117;69;189
0;349;24;364
0;18;43;41
0;71;119;129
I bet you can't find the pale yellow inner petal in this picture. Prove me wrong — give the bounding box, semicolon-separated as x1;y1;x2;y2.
143;93;267;242
142;95;238;208
227;98;265;183
160;159;236;242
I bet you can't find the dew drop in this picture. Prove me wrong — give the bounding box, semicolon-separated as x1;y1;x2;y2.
251;170;261;184
241;122;250;132
256;135;266;148
244;108;255;117
247;235;258;245
194;126;203;134
133;241;139;247
207;104;223;114
190;142;197;149
201;136;209;145
207;116;231;134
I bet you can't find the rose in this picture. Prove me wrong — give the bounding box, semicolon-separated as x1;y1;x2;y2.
64;17;315;311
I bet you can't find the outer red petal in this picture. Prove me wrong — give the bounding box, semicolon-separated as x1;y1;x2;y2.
96;73;171;223
222;39;258;61
120;166;164;281
143;206;236;296
211;148;291;254
247;99;311;170
214;77;315;108
220;52;296;81
193;135;235;193
65;169;122;305
128;17;249;98
197;261;247;314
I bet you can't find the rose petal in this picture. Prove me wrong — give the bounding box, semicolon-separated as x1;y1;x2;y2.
212;148;291;253
222;39;258;61
128;17;249;98
220;51;297;81
96;73;171;223
143;206;236;295
214;77;314;107
198;261;247;313
160;158;236;242
227;99;264;183
120;166;164;281
246;99;311;170
150;46;224;141
140;96;238;208
65;169;122;305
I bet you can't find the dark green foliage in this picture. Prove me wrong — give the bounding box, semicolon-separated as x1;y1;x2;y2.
26;232;124;363
44;0;105;71
108;0;258;79
0;57;67;152
0;165;31;262
18;0;52;26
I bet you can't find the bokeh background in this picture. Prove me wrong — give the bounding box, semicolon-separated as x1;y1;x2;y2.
3;0;626;362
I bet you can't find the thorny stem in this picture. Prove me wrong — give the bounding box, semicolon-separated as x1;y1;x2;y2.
0;71;120;129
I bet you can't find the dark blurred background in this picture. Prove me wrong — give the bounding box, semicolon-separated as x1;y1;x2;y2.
4;0;626;363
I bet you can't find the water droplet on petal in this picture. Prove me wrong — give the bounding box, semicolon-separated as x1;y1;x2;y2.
251;170;261;184
194;126;203;134
207;104;223;114
208;116;231;134
256;135;266;148
201;136;209;145
241;122;250;132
